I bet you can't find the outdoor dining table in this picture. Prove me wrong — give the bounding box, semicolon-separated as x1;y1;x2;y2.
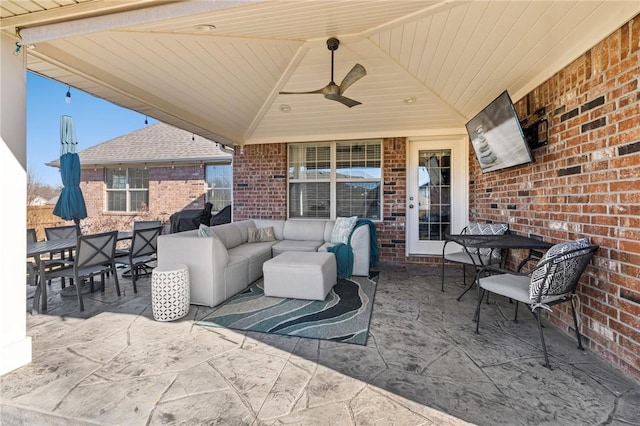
27;231;132;314
444;233;554;300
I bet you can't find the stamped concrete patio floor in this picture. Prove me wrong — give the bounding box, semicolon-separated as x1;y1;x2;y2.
2;265;639;425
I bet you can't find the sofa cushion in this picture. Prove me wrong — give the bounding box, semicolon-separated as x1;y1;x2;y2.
323;221;335;242
272;240;323;257
211;220;254;249
228;241;275;283
317;242;333;252
283;219;327;241
232;220;256;244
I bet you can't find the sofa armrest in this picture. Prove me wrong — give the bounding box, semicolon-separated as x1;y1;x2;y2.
157;232;230;306
350;225;371;276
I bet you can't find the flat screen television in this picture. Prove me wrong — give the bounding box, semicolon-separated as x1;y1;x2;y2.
465;90;534;173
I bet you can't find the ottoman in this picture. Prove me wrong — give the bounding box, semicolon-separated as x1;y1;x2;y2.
263;251;337;300
151;264;190;321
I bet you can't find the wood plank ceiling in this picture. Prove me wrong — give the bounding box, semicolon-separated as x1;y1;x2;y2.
2;0;639;147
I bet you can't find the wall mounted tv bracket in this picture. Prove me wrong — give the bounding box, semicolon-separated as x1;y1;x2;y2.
521;107;548;149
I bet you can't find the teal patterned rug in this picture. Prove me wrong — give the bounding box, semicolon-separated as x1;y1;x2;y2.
196;273;378;345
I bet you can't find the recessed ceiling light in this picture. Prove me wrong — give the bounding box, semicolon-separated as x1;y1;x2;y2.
194;24;216;32
280;104;291;113
403;96;416;105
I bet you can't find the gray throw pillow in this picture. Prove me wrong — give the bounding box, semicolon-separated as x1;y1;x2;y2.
248;226;276;243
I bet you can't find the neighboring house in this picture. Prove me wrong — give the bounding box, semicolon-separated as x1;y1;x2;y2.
27;196;47;206
47;122;232;233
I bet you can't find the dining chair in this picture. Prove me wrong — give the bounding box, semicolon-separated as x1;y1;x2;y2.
45;224;78;246
133;220;162;230
29;228;73;288
109;221;161;280
115;225;162;293
474;239;599;369
45;230;120;312
44;225;79;287
441;221;509;298
26;229;39;286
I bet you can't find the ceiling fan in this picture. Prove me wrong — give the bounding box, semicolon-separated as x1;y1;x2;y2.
279;37;366;108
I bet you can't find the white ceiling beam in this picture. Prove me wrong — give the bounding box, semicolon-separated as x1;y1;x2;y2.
0;0;157;32
17;0;263;45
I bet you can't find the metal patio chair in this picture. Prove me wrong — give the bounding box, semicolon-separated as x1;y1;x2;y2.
441;221;509;299
133;220;162;230
45;230;120;312
26;229;40;286
115;225;162;293
474;240;599;369
119;221;162;277
44;225;79;288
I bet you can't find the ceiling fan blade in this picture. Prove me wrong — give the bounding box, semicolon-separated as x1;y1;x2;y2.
279;88;325;95
339;63;366;94
325;93;362;108
280;82;337;96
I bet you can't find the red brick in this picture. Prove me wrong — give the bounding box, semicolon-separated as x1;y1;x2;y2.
610;319;640;343
619;239;640;256
631;16;640;54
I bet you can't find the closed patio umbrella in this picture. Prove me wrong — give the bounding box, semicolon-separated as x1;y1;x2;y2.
53;115;87;234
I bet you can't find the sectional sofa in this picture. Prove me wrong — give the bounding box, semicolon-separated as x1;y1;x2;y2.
157;219;371;307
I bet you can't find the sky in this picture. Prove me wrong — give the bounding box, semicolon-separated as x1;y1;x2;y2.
27;72;157;187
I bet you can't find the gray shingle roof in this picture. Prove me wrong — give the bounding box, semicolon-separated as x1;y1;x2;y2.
47;122;232;167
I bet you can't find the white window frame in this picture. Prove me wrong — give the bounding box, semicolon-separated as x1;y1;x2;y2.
287;140;383;220
105;167;149;212
205;163;233;213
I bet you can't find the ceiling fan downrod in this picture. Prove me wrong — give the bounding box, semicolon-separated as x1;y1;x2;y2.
327;37;339;83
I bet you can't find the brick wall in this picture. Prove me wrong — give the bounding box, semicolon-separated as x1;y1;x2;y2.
378;137;408;265
79;165;206;233
470;15;640;381
233;144;288;220
228;16;639;382
232;138;442;267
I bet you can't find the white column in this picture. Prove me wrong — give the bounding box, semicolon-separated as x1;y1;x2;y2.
0;33;32;375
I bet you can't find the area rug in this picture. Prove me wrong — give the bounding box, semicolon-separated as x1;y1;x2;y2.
196;272;378;345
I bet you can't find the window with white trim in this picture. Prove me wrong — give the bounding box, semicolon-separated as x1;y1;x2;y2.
105;167;149;212
205;164;232;213
288;140;382;220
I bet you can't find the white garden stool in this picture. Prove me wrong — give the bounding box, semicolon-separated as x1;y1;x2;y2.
151;264;190;321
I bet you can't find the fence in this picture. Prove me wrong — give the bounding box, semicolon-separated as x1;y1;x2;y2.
27;205;70;240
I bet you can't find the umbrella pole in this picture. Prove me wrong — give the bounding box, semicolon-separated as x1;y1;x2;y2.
74;218;82;236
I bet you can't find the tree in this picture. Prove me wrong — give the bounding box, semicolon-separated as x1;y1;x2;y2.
27;164;59;205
